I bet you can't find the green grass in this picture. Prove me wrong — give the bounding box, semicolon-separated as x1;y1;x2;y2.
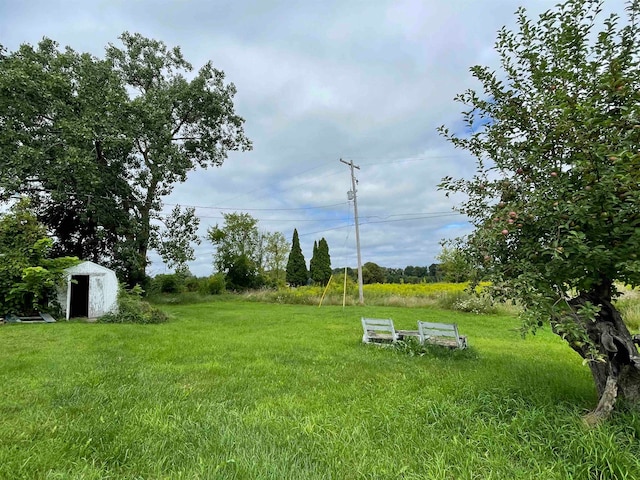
1;299;639;479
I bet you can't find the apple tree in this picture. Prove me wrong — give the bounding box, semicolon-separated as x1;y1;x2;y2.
439;0;640;421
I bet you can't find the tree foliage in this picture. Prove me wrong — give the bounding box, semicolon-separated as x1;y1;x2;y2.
0;33;251;286
436;246;472;283
309;241;318;283
439;0;640;418
310;237;332;285
207;212;261;289
151;205;201;271
206;212;291;290
0;199;78;315
0;38;134;273
286;229;308;287
260;231;290;287
362;262;386;284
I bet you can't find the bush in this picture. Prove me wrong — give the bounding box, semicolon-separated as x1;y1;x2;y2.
451;293;498;315
200;273;226;295
151;274;184;294
100;285;168;324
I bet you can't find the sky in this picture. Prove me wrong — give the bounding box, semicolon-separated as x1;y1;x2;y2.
0;0;627;277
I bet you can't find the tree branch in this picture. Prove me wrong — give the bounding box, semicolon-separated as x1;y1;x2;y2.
583;375;618;426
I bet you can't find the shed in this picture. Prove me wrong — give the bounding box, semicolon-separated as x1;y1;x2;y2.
57;261;119;319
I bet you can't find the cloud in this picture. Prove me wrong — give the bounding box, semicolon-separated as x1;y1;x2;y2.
1;0;627;276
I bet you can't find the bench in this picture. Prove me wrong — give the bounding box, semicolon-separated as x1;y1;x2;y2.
361;317;399;344
418;321;468;349
3;312;57;324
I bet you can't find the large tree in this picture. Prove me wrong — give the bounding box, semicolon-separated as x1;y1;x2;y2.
0;39;134;272
439;0;640;421
316;238;333;285
309;238;332;285
0;33;251;286
286;229;308;287
260;231;290;286
207;212;259;268
207;212;262;289
105;32;251;285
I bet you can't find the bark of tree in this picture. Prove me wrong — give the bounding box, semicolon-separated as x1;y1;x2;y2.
561;284;640;424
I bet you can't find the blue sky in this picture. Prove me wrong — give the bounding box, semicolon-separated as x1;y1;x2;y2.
1;0;627;276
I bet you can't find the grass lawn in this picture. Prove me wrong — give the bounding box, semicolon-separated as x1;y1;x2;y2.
1;299;639;479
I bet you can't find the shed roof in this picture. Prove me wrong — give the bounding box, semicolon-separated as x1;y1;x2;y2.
64;260;116;276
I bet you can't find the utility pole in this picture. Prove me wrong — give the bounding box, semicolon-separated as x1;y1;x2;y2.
340;158;364;305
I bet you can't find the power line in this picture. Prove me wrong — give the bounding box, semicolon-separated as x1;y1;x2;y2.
161;201;348;212
297;212;463;237
340;153;461;166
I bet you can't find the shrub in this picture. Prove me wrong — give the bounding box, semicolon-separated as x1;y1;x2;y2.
151;274;184;294
100;285;168;324
184;276;201;293
450;293;499;315
201;273;226;295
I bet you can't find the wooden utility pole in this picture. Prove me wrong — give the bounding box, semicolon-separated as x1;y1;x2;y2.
340;158;364;305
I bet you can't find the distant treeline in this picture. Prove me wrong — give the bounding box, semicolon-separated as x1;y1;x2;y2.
333;263;446;285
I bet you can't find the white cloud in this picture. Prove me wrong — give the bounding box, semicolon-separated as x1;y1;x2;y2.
1;0;627;275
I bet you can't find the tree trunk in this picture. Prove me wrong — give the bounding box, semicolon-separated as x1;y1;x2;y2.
130;207;151;289
562;291;640;423
125;176;158;290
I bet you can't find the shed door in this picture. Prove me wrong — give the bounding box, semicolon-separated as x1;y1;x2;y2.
70;275;89;318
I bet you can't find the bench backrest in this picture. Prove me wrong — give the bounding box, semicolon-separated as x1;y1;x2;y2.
361;317;398;343
418;321;465;348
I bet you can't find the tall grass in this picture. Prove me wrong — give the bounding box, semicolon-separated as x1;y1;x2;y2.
246;282;640;330
616;286;640;332
244;282;484;308
1;300;639;479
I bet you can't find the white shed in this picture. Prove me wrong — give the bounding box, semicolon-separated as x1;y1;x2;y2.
58;261;119;319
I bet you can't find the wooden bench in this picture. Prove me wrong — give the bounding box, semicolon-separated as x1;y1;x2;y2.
418;321;468;349
361;317;399;344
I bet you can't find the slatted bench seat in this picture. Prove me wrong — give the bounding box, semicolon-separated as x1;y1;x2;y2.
418;321;468;349
396;329;420;340
361;317;399;344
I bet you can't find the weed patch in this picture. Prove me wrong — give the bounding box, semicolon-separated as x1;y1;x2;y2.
393;337;480;360
100;285;168;324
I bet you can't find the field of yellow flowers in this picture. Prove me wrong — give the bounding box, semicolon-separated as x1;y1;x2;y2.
243;277;499;312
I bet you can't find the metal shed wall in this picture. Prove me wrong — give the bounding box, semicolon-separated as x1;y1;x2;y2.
57;261;118;319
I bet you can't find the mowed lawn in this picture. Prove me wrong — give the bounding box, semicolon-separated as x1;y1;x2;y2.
2;299;640;479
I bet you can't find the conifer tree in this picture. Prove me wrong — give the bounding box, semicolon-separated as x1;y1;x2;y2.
285;229;308;287
311;237;332;285
309;240;318;283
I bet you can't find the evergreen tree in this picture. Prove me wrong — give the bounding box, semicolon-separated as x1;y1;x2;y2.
309;241;318;283
285;229;308;287
313;237;332;285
